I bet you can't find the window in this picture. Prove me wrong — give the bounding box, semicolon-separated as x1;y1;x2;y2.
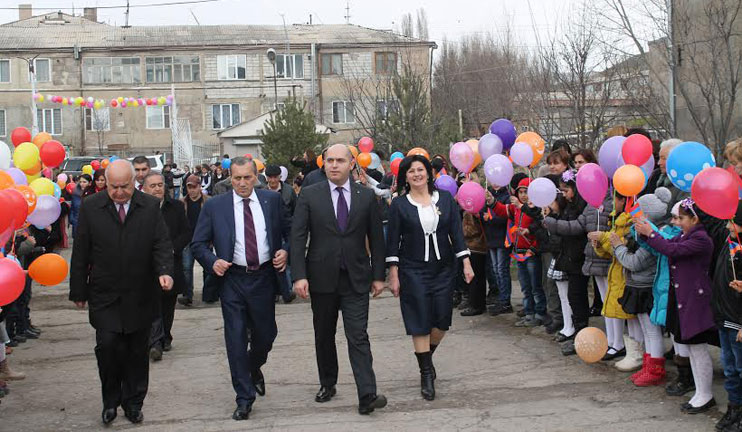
321;54;343;76
146;56;200;83
217;55;246;80
0;60;9;83
376;99;399;120
332;101;354;124
0;110;5;136
146;105;170;129
85;108;110;131
83;57;141;84
375;52;397;74
212;104;240;130
276;54;303;79
33;58;51;82
37;108;62;135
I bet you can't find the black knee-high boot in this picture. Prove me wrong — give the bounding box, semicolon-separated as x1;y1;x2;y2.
430;344;438;379
415;352;435;401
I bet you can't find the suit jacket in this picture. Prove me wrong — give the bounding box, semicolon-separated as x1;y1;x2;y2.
290;180;385;294
160;197;191;295
190;188;291;293
69;190;174;333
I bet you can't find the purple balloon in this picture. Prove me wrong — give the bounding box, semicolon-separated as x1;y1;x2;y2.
449;141;475;173
435;174;458;197
27;195;61;228
527;177;557;208
484;154;514;187
478;133;503;161
456;181;486;214
489;119;517;151
576;163;609;208
6;168;27;186
598;136;626;178
510;142;534;168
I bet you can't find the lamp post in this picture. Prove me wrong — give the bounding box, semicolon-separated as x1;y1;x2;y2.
266;48;278;109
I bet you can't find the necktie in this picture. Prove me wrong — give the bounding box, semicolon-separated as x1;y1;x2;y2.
243;198;259;268
137;183;143;191
118;204;126;224
336;186;348;232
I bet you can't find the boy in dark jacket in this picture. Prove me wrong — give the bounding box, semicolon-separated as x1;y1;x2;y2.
483;185;513;315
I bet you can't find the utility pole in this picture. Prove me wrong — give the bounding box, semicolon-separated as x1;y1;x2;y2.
280;14;294;90
667;0;676;137
124;0;130;28
344;1;351;24
23;57;39;135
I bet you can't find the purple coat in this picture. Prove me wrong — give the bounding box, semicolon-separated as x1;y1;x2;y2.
645;224;715;340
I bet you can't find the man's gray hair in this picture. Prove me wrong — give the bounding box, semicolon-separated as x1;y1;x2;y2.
143;171;165;185
660;138;683;151
231;156;257;175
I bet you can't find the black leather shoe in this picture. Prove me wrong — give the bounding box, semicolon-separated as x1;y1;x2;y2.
601;347;626;361
358;393;387;415
101;408;117;425
283;292;297;304
682;398;715;414
315;385;336;403
124;410;143;424
554;332;575;343
252;369;265;396
544;321;562;335
460;307;484;317
232;405;252;420
149;346;162;362
589;304;602;317
163;341;172;352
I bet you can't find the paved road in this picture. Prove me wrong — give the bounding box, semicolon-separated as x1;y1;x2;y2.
0;256;723;431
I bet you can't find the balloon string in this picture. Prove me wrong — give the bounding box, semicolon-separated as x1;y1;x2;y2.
612;187;616;227
733;219;742;281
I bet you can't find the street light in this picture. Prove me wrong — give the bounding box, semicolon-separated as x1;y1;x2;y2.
266;48;278;110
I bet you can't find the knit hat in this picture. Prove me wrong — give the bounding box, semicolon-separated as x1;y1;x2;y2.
185;174;200;186
734;201;742;225
637;187;671;224
264;165;281;177
510;172;528;191
516;177;532;191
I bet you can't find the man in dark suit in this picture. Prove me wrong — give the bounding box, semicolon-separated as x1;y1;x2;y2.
141;171;191;361
291;144;387;415
69;160;174;426
191;157;291;421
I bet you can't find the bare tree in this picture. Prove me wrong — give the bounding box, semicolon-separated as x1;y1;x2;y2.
400;13;413;38
416;9;429;40
90;108;110;155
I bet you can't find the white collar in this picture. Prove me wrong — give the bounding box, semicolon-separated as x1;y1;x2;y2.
406;190;439;208
329;178;351;192
233;189;256;204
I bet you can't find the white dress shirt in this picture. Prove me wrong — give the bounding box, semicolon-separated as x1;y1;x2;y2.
232;190;270;266
116;201;131;215
329;178;351;217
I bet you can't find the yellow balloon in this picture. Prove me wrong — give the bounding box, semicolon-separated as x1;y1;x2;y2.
13;142;40;171
254;159;265;172
38;94;45;103
82;165;93;175
117;97;124;104
26;172;41;183
132;100;139;107
29;177;55;196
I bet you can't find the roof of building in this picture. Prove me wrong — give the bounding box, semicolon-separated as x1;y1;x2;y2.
0;12;434;51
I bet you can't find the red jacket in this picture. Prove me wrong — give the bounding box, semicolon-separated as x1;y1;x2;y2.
491;201;539;251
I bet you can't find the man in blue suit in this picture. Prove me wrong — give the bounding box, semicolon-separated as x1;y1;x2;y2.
191;156;291;421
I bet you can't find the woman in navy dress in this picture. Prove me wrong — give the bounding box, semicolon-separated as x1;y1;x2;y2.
386;155;474;401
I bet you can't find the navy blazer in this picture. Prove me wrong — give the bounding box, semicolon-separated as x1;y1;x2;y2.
191;188;291;279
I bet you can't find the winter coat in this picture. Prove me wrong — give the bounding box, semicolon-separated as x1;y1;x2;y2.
645;224;716;340
482;187;510;249
543;195;613;276
463;212;488;254
613;226;657;288
711;237;742;329
529;213;561;255
637;223;682;326
595;211;635;319
490;201;539;252
553;198;587;275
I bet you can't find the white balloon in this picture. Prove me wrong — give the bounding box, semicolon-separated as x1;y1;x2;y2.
279;166;288;182
0;141;10;170
369;152;381;170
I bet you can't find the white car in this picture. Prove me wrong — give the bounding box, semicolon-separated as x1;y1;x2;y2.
127;154;165;172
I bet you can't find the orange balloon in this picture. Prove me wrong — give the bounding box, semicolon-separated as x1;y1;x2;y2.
407;147;430;160
613;164;645;197
516;132;545;167
254;159;265;172
23;160;42;175
347;145;359;159
28;253;69;286
0;171;14;189
316;155;324;168
100;158;110;169
574;327;609;363
465;139;482;171
13;185;37;215
32;132;53;149
357;152;372;168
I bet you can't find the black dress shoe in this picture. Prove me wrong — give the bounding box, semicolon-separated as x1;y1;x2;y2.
283;292;297;304
544;321;562;335
101;408;117;425
601;347;626;361
124;410;143;424
163;341;172;352
460;307;485;316
315;385;337;403
554;332;575;343
232;405;252;420
358;393;387;415
682;398;716;414
589;305;602;317
23;330;38;339
252;369;265;396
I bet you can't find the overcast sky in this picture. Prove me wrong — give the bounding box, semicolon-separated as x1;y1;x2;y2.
0;0;581;50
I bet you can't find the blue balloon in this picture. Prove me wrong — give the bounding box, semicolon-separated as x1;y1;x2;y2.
390;151;404;162
109;155;119;162
666;142;716;192
53;182;62;199
222;158;232;170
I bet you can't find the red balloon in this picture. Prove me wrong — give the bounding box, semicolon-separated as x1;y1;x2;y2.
0;191;13;235
0;258;26;306
358;136;374;154
622;134;653;166
2;189;28;231
90;160;101;170
691;167;739;220
65;182;76;193
390;158;402;176
39;140;66;168
10;127;32;147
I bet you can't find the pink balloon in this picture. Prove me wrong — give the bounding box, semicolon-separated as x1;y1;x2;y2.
478;133;503;161
449;142;475;173
622;134;652;166
510;142;534;167
577;163;609;208
456;181;486;214
692;167;738;220
528;177;557;207
484;154;513;187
